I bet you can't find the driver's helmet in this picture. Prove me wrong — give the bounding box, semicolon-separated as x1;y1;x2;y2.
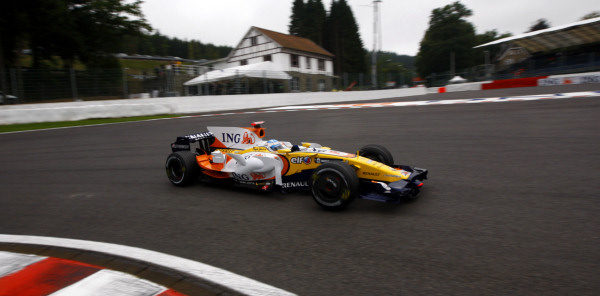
266;139;284;151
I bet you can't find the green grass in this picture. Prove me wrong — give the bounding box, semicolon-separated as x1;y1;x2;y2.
0;114;181;133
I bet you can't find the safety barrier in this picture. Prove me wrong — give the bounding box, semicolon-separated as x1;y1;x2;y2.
538;71;600;86
433;71;600;93
0;87;427;125
481;76;547;90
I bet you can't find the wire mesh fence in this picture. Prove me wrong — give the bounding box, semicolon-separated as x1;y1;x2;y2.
2;54;599;104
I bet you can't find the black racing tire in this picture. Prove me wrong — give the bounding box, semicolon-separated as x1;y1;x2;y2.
165;151;199;186
358;144;394;166
310;162;359;211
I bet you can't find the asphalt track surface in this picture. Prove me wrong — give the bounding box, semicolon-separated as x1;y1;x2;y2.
1;84;599;295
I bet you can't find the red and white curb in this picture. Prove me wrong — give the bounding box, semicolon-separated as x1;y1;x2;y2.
256;91;600;112
0;251;184;296
178;91;600;118
0;234;296;296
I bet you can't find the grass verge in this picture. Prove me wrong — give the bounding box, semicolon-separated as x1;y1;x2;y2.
0;114;181;133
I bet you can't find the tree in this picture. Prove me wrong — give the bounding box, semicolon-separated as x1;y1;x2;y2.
289;0;327;46
473;30;512;64
528;19;550;32
580;11;600;20
324;0;367;74
304;0;327;46
289;0;306;36
415;2;476;79
375;52;416;86
0;0;151;69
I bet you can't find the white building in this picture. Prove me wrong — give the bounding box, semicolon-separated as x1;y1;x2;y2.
185;26;335;94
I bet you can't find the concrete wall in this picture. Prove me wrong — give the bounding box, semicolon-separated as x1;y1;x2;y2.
0;88;427;125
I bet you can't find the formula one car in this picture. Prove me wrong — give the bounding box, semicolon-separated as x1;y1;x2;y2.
165;122;427;210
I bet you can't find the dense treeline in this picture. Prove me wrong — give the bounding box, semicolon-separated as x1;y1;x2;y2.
290;0;367;74
0;0;231;71
0;0;151;69
119;33;232;61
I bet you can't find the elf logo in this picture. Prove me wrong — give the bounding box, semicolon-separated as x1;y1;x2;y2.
290;156;312;164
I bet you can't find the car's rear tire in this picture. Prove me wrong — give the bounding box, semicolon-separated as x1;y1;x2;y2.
310;162;359;211
358;144;394;166
166;151;198;186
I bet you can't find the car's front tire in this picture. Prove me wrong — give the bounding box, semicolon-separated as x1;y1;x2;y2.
165;151;198;186
310;162;359;211
358;144;394;166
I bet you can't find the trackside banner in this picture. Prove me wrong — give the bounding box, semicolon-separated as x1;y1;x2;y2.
539;73;600;86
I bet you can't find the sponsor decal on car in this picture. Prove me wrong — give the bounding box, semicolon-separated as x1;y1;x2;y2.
281;181;309;188
231;172;250;181
242;132;256;144
250;172;266;180
217;149;239;154
185;132;214;140
386;170;411;178
221;132;256;144
318;150;355;158
362;171;380;177
171;144;190;150
290;156;312;165
314;158;336;163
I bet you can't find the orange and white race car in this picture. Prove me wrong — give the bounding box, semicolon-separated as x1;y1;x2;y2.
165;122;427;210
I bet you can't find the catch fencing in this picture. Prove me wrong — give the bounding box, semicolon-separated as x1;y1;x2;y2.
0;67;417;103
0;67;197;104
426;52;600;87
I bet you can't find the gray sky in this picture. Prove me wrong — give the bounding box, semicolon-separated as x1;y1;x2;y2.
140;0;598;55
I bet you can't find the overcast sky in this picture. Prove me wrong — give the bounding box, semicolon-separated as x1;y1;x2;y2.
140;0;598;56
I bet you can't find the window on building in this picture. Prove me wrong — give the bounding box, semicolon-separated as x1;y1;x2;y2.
250;36;257;46
263;54;272;62
240;59;248;66
318;79;326;91
318;59;325;71
290;77;300;91
306;77;312;91
290;54;299;68
306;57;311;69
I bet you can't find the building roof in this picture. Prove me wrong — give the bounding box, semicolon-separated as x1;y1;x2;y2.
184;61;292;85
253;27;334;57
474;17;600;53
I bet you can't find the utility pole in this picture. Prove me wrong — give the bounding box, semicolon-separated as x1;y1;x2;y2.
484;50;491;79
371;0;382;89
450;51;455;77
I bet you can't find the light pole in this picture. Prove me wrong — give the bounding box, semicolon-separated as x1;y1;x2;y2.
371;0;382;89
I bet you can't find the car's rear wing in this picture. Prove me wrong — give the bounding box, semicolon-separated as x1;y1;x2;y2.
171;132;216;153
170;121;266;153
207;121;266;150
